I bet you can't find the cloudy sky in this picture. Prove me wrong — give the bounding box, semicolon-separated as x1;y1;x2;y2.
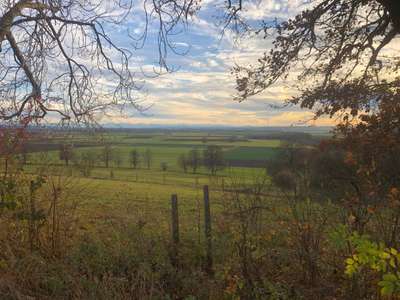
100;0;331;127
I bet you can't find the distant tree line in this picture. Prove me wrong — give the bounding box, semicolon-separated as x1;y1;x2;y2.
55;144;227;177
56;144;155;177
248;132;321;145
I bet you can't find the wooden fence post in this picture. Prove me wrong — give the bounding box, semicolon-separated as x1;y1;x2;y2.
203;185;213;276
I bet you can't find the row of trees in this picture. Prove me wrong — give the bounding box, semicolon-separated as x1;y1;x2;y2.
61;144;227;176
59;145;153;171
178;146;226;175
129;149;152;170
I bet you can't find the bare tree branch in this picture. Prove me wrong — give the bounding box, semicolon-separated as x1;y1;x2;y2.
0;0;198;125
232;0;400;121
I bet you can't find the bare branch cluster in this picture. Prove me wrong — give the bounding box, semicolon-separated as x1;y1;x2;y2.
233;0;400;120
0;0;198;125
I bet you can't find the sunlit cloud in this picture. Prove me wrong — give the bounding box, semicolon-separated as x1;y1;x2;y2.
92;0;337;126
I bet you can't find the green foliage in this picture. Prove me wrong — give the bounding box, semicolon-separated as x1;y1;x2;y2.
345;233;400;296
328;224;349;250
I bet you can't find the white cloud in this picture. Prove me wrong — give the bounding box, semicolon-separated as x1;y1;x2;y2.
239;0;312;21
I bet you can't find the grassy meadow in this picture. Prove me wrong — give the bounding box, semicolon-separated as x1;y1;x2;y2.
5;127;386;299
18;130;285;240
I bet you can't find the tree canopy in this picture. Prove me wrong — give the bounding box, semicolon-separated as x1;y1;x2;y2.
234;0;400;122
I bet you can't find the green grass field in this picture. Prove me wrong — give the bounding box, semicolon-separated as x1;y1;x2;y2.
21;129;286;230
27;132;282;169
21;129;322;206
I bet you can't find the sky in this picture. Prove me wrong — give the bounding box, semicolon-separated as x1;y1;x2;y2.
98;0;332;127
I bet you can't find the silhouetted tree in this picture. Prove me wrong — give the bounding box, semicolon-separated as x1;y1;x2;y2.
143;149;153;170
232;0;400;236
178;154;188;173
161;162;168;172
234;0;400;124
59;144;74;166
130;149;140;169
188;148;200;173
203;145;225;175
101;145;113;168
112;151;122;168
74;150;96;177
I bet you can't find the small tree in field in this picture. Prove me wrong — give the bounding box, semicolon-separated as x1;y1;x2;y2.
112;150;122;168
143;149;153;170
130;149;140;169
161;162;168;172
188;148;200;173
178;154;188;173
101;145;113;168
74;150;96;177
59;144;74;166
203;145;225;176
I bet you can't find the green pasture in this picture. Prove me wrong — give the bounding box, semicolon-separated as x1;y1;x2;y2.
224;146;282;161
26;131;282;172
21;130;288;213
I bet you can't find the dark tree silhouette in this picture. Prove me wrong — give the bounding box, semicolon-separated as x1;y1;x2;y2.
73;149;96;177
233;0;400;122
178;153;188;173
112;151;123;168
143;148;152;170
59;144;73;166
188;148;200;173
130;149;140;169
203;145;225;175
161;162;168;172
101;145;113;168
231;1;400;226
